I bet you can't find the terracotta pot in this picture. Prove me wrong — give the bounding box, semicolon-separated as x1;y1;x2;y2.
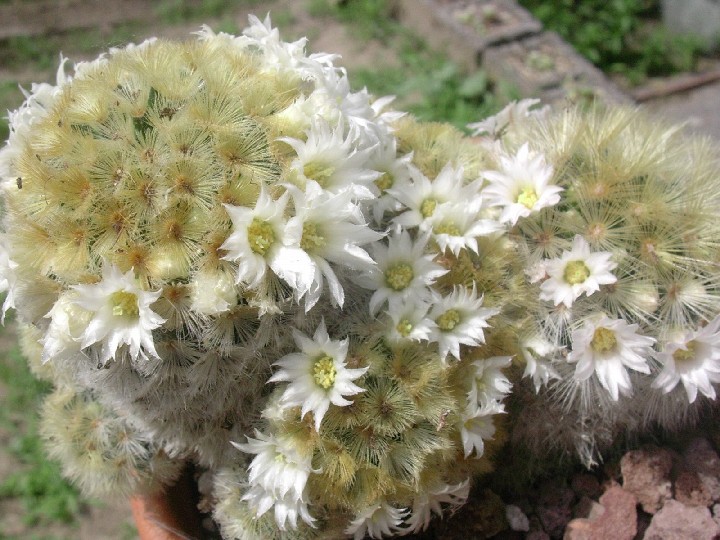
131;467;203;540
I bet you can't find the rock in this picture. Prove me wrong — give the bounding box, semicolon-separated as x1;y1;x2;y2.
713;503;720;527
536;482;575;539
537;482;576;509
505;504;529;532
563;486;637;540
682;438;720;503
537;505;572;539
675;470;713;507
572;496;603;519
526;531;551;540
644;499;720;540
570;473;601;500
620;446;673;513
563;521;593;540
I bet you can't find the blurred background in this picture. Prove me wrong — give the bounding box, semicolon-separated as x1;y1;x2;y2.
0;1;716;538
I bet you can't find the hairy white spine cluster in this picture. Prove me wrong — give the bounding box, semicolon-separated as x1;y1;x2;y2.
1;16;719;540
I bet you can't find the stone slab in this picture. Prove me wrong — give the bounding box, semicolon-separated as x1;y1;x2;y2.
482;31;631;105
662;0;720;48
397;0;542;69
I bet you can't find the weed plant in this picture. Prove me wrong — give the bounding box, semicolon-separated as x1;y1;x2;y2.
0;337;82;527
519;0;707;85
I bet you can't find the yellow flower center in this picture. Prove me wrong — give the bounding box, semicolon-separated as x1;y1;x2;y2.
563;260;591;285
313;355;337;389
437;309;461;331
300;222;326;252
420;198;437;219
396;319;413;337
591;327;617;353
247;218;276;255
303;161;335;187
110;290;139;318
517;187;538;209
434;221;461;236
374;172;394;192
385;263;414;291
673;341;697;364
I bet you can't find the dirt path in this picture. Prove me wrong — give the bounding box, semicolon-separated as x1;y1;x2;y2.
0;1;397;88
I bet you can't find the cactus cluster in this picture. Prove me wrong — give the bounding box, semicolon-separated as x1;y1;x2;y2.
0;15;719;540
475;105;720;464
0;17;515;539
0;20;394;469
210;115;518;538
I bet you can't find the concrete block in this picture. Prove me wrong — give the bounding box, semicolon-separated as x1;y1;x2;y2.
482;32;631;105
396;0;542;69
662;0;720;49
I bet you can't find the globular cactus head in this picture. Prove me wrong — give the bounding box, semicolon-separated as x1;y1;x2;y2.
213;115;520;539
475;103;720;464
0;17;519;540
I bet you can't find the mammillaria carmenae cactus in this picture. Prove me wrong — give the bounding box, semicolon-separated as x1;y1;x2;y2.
2;13;720;540
473;103;720;465
0;17;519;539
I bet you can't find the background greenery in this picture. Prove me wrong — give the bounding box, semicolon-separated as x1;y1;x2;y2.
519;0;709;85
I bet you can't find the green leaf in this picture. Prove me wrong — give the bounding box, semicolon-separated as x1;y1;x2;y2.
458;71;488;98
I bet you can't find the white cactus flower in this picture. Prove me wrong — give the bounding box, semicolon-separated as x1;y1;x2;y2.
539;235;617;308
269;320;368;431
653;316;720;403
69;264;165;364
568;315;655;400
482;143;562;226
